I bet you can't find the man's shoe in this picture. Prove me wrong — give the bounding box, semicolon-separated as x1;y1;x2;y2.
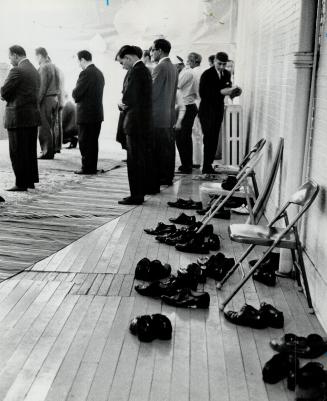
27;184;35;189
295;362;327;399
202;166;216;174
224;304;267;329
118;196;143;205
259;302;284;328
253;269;276;286
192;164;201;169
38;154;53;160
160;180;173;186
134;258;171;281
169;213;196;225
175;235;210;254
262;353;299;384
74;169;97;175
6;186;27;192
231;204;250;215
144;222;176;235
161;288;210;309
177;166;192;174
0;196;5;202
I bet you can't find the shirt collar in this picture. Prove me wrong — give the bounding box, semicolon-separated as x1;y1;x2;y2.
18;57;27;66
133;59;142;67
159;56;170;64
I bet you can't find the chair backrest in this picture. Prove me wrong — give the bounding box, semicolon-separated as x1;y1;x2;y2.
269;179;319;228
289;180;319;207
236;139;266;181
250;137;284;224
239;138;266;169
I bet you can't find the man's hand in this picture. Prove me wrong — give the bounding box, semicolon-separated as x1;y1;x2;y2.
118;103;128;111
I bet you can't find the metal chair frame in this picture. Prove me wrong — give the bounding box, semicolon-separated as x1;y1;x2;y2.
217;180;319;313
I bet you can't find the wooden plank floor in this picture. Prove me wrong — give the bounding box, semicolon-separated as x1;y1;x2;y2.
0;175;326;401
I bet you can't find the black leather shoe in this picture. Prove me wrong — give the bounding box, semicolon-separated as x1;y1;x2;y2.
167;198;202;210
74;169;97;175
6;186;27;192
135;275;197;297
38;154;54;160
144;223;176;235
221;175;238;190
118;196;144;205
0;196;5;202
259;302;284;328
249;252;280;271
169;213;196;225
161;288;210;308
207;234;220;251
262;352;299;384
295;362;327;399
224;304;267;329
175;235;209;254
27;184;35;189
129;315;155;342
178;262;206;284
202;166;215;174
253;269;276;286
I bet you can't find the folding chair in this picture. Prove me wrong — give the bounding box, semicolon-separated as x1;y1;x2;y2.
218;180;319;313
196;141;265;235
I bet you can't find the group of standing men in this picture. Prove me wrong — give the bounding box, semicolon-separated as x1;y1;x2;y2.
0;45;104;191
116;38;235;205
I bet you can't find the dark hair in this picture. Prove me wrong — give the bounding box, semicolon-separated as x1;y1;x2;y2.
153;38;171;54
143;50;151;58
77;50;92;61
35;47;48;58
117;45;141;59
9;45;26;57
188;52;202;65
208;55;215;64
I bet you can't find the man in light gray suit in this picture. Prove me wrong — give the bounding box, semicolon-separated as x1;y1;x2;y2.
150;38;178;187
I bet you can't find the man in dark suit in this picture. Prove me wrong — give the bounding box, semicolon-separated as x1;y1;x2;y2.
72;50;105;174
199;51;232;174
150;38;178;187
0;45;41;191
115;45;153;205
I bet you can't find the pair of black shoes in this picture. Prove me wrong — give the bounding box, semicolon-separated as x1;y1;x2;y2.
167;198;202;210
263;355;327;398
250;253;280;286
262;352;299;387
175;230;220;254
169;212;196;225
224;302;284;329
197;252;235;281
135;273;198;298
134;258;171;281
144;222;176;236
129;314;172;342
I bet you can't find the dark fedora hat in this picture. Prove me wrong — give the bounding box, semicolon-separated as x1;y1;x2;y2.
216;52;229;63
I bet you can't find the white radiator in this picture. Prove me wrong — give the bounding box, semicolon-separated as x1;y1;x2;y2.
222;105;243;165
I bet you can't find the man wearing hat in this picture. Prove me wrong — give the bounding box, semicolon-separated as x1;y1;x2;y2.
198;51;232;174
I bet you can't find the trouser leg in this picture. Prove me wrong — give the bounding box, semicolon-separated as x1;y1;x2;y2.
126;135;145;200
78;122;101;172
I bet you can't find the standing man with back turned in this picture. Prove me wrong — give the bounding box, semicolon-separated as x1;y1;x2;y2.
199;51;232;174
1;45;40;191
72;50;105;175
150;38;178;187
35;47;62;160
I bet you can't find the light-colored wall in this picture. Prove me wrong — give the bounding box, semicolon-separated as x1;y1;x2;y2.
235;1;327;328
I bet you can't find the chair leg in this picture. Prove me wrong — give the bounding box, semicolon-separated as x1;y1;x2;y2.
219;244;277;311
251;172;259;199
216;244;256;289
290;248;303;291
296;243;314;314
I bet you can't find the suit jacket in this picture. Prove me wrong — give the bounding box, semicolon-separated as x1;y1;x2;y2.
199;66;231;116
72;64;105;124
38;60;61;104
152;58;178;128
122;61;152;137
116;69;131;149
0;59;41;129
